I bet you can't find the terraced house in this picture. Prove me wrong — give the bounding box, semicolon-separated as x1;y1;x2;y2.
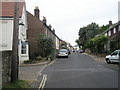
27;7;61;59
104;21;120;51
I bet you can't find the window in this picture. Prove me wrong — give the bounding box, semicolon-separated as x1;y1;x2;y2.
119;25;120;31
21;41;26;54
111;51;118;56
113;28;116;34
108;30;111;36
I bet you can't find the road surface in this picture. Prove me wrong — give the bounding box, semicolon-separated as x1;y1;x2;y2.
38;52;119;89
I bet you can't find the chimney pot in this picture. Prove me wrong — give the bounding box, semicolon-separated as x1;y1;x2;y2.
109;21;112;26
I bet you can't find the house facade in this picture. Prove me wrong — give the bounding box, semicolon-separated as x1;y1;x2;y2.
104;21;120;40
27;7;61;59
104;21;120;51
0;1;29;63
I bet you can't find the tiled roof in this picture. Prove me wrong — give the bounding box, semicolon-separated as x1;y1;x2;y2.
1;1;25;17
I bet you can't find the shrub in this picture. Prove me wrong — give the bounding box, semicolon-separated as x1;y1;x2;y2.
24;60;34;64
38;34;55;57
36;56;42;61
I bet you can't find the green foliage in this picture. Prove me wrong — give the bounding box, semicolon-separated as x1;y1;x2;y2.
24;60;34;64
61;41;67;49
110;40;120;52
3;80;30;89
36;56;42;61
86;35;108;54
78;22;99;47
98;25;109;34
38;34;54;57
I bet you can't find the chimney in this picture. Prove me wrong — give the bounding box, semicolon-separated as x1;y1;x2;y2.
42;16;47;24
49;24;52;30
53;28;55;33
109;21;112;27
34;6;40;19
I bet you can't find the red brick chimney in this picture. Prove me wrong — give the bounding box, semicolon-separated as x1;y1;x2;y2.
34;6;40;19
109;21;112;27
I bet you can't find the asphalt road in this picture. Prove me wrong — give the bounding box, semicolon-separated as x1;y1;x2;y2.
38;52;119;89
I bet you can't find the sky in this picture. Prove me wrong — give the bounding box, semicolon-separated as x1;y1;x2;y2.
25;0;119;46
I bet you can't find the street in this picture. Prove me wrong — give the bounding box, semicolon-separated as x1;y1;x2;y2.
37;52;119;89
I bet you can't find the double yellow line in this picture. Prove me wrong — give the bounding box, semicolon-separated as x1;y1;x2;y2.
38;75;47;90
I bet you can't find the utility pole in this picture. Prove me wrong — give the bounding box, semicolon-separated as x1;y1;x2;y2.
11;1;19;82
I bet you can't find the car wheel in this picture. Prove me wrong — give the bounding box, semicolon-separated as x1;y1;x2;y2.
106;58;111;64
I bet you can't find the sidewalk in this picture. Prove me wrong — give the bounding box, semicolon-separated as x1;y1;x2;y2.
19;59;56;87
19;60;51;67
83;53;106;63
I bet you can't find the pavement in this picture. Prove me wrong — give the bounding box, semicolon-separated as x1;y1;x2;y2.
83;53;106;63
19;59;56;87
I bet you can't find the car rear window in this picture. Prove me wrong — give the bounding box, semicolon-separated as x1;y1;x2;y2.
59;50;67;52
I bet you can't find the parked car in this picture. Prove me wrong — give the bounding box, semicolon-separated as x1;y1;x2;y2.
105;50;120;64
67;49;71;55
58;49;69;58
79;50;84;53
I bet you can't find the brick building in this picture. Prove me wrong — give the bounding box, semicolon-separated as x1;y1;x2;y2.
104;21;120;51
27;7;61;58
104;21;120;40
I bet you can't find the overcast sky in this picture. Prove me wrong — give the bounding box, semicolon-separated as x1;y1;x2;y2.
25;0;119;46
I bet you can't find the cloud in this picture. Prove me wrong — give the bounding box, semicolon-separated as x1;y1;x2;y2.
26;0;119;46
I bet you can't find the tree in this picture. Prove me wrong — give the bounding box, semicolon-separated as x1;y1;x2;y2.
98;25;109;34
77;22;99;48
38;34;54;57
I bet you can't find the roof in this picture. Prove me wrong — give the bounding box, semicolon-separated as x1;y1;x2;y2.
1;0;25;17
104;21;120;33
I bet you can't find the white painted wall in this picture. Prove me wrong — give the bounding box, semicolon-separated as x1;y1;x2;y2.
0;4;29;63
56;37;60;50
0;19;13;51
118;1;120;21
18;4;29;63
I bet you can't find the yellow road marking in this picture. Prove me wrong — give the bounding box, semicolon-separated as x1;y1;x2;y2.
38;75;47;90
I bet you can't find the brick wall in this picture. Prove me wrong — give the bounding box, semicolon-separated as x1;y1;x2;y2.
27;12;46;58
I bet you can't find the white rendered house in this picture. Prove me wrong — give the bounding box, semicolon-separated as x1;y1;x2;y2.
0;1;29;64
